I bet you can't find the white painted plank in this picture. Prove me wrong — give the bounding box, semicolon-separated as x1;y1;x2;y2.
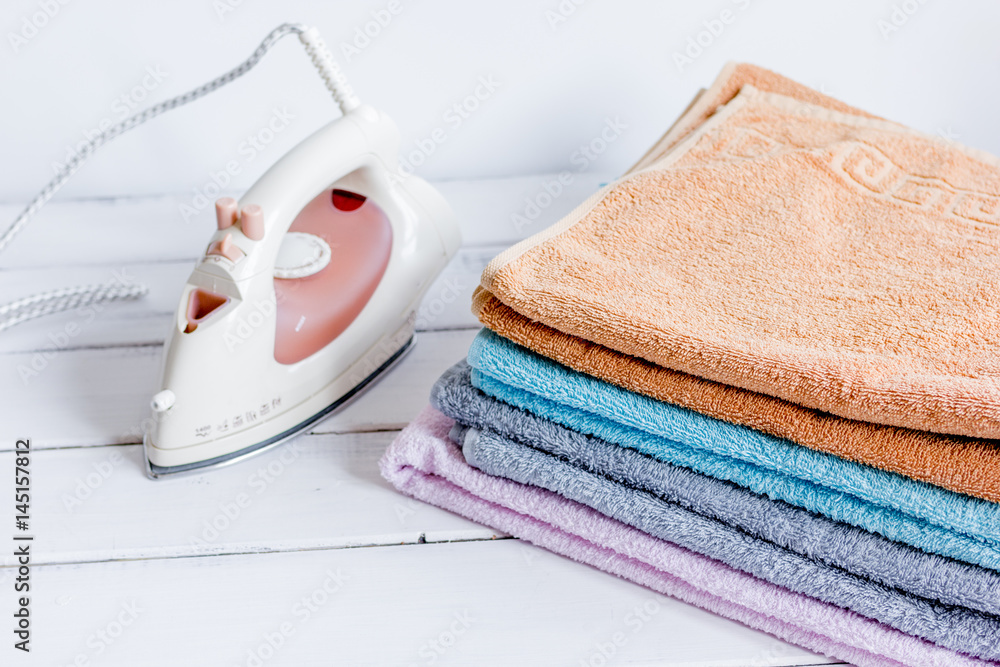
0;261;193;354
0;247;494;354
412;246;496;333
14;539;834;666
0;329;476;450
1;343;160;448
0;433;495;567
0;195;204;268
317;329;474;435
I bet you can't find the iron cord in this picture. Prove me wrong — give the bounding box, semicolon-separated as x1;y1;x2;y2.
0;23;355;332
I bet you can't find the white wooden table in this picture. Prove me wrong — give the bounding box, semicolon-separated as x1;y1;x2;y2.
0;175;841;666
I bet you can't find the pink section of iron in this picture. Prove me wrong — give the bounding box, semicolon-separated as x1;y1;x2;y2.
273;189;392;364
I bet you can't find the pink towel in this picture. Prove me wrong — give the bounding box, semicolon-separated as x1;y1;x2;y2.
380;406;998;667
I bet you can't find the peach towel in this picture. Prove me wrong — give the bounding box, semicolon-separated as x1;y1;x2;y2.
480;64;1000;451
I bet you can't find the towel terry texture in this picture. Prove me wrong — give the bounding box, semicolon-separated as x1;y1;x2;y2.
467;329;1000;570
628;62;884;173
454;422;1000;660
429;361;1000;618
480;68;1000;440
378;63;1000;663
379;406;1000;667
473;290;1000;503
473;63;1000;504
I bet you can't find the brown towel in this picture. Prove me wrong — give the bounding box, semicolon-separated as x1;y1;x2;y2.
478;65;1000;485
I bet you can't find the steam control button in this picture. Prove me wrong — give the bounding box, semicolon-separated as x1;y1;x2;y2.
206;233;245;263
240;204;265;241
215;197;238;230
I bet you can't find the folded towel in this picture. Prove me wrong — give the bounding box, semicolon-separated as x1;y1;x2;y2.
471;65;1000;506
467;329;1000;570
480;73;1000;439
628;62;883;173
430;360;1000;617
380;406;999;667
473;289;1000;503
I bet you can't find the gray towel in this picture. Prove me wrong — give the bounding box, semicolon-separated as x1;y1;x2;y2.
430;362;1000;660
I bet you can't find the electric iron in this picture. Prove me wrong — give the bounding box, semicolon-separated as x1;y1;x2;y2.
0;24;460;478
144;40;460;477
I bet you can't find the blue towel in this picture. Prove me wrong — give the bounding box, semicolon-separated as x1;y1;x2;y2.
467;329;1000;571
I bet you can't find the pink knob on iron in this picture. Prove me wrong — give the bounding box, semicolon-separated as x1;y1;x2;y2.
241;204;265;241
215;197;238;229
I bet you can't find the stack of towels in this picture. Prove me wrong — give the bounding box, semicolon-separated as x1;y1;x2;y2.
380;63;1000;666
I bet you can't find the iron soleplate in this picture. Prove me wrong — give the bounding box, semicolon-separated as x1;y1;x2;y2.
144;336;414;479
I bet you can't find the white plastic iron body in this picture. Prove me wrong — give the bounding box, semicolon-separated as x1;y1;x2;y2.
143;104;460;477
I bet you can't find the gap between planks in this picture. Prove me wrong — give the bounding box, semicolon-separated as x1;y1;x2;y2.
0;534;517;572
